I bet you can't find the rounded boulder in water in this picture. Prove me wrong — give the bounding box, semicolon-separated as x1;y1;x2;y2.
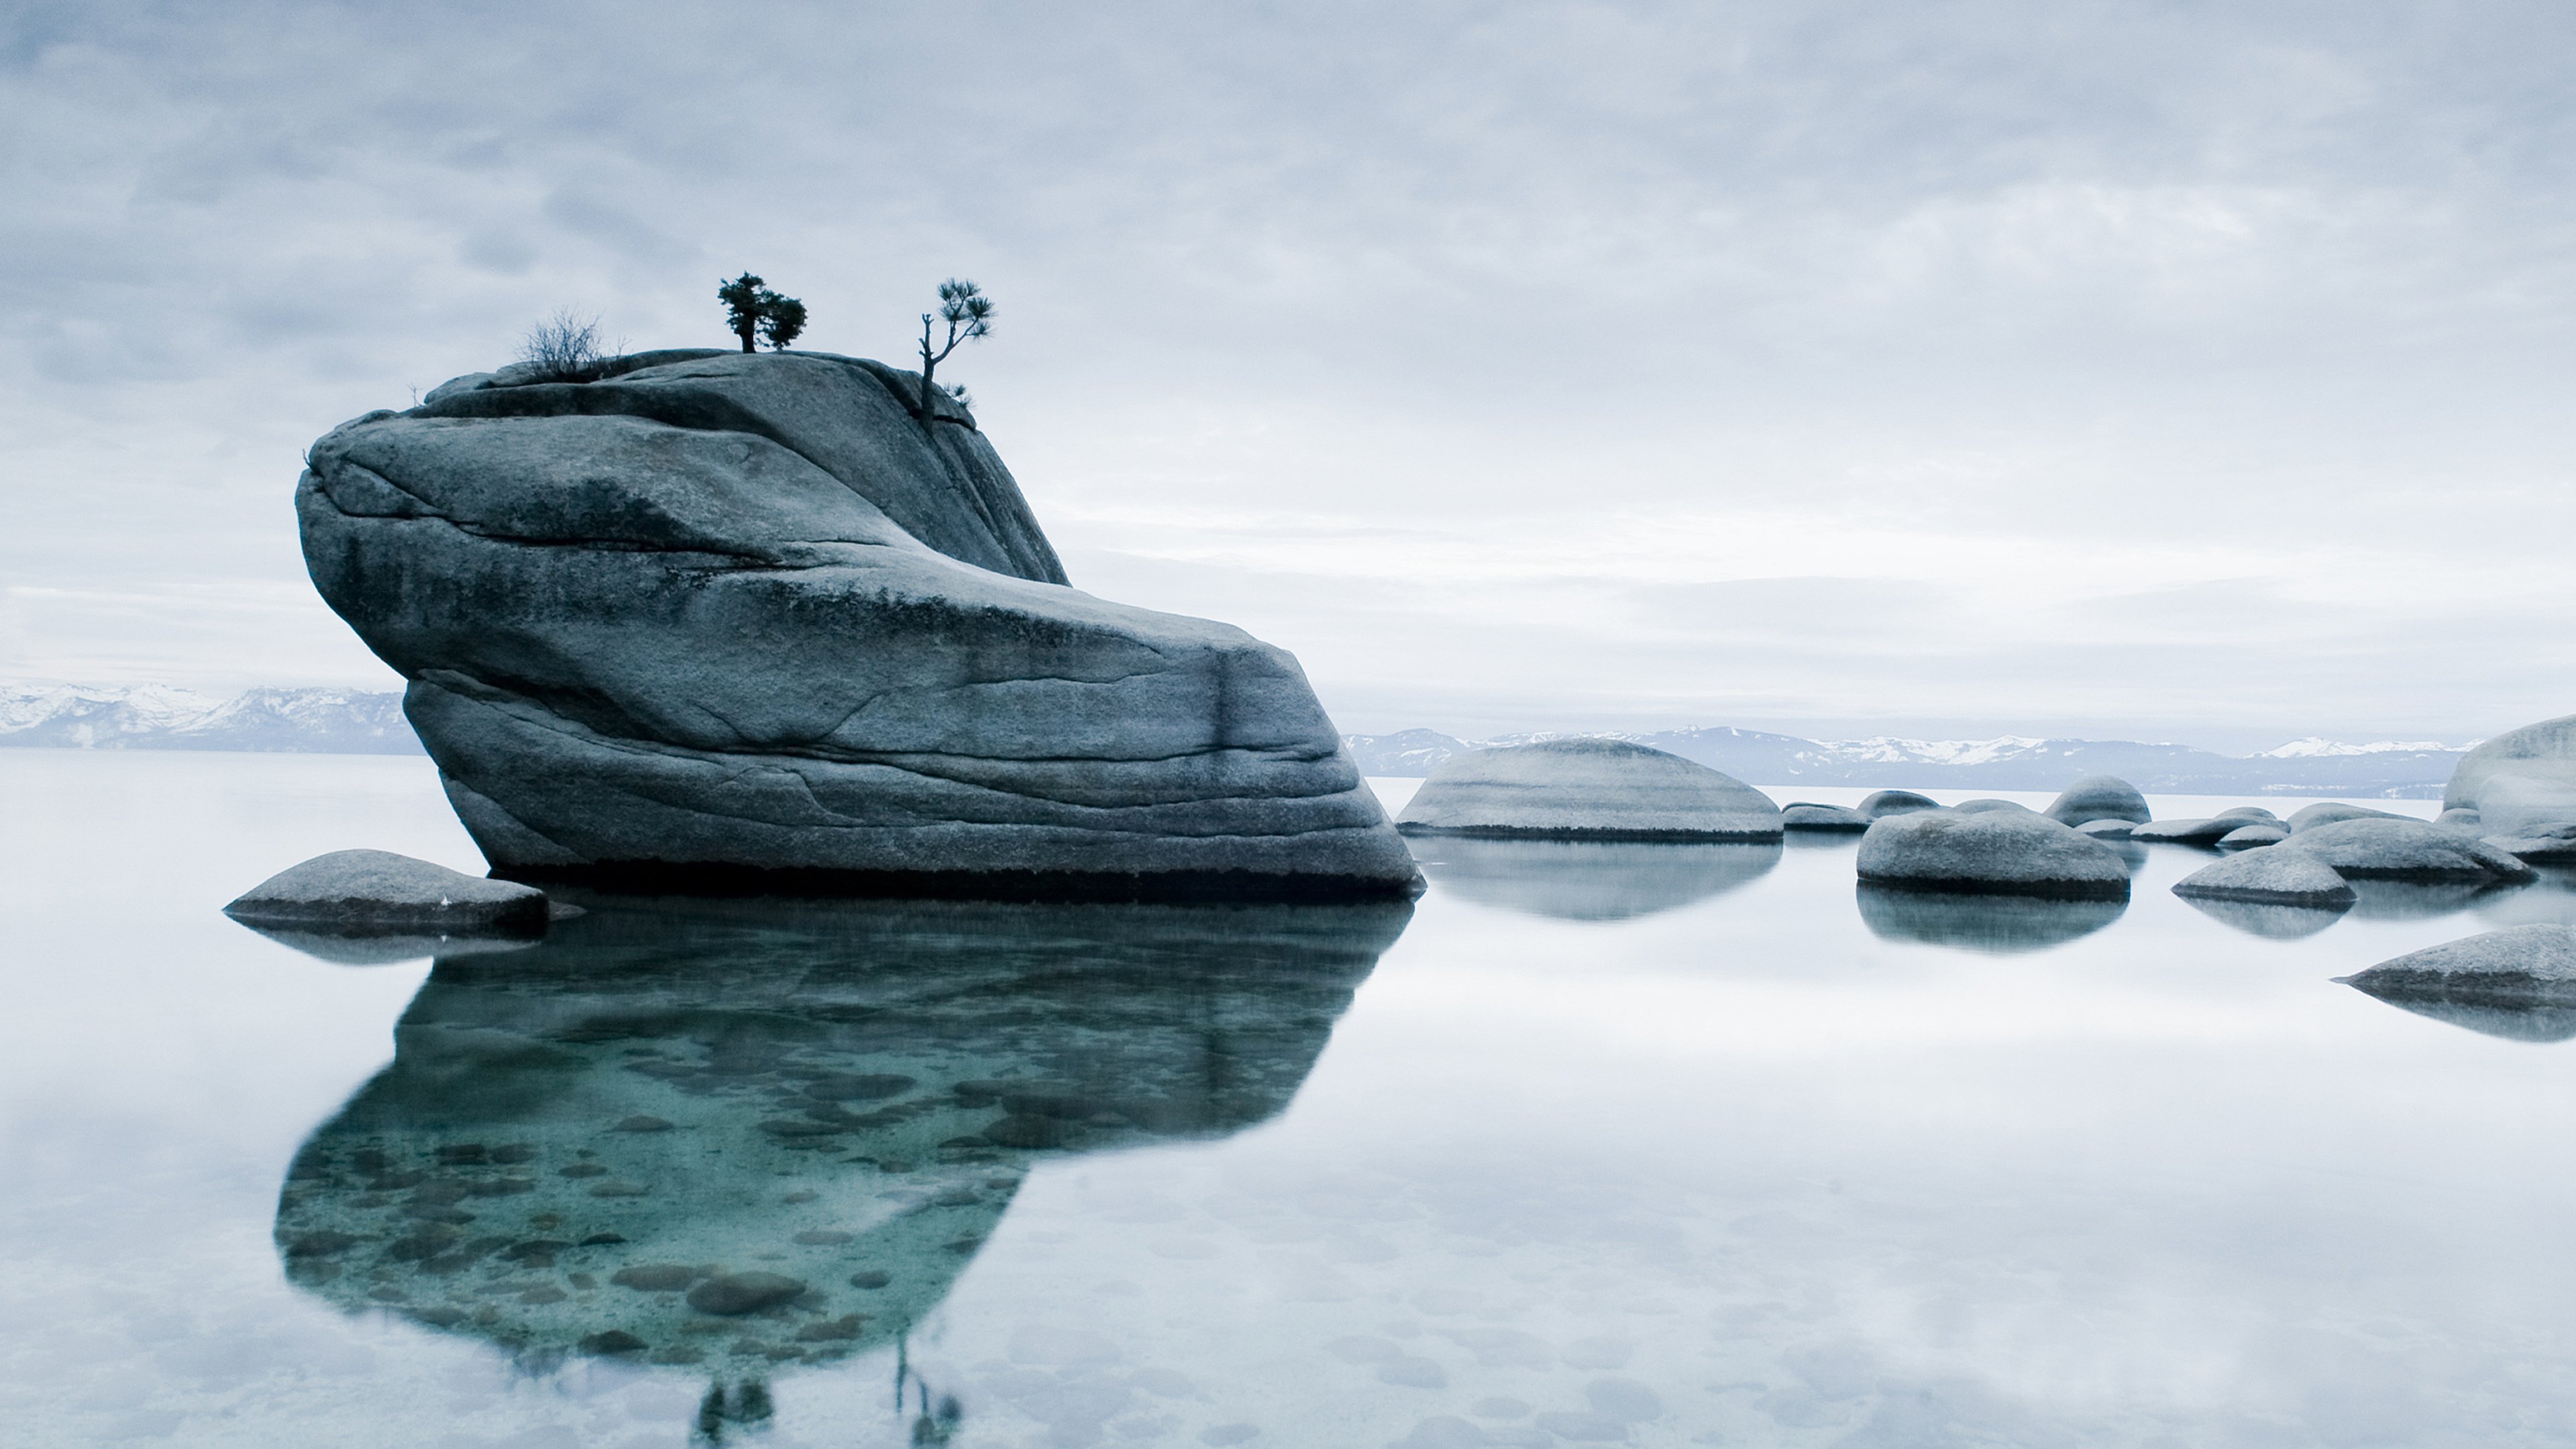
2043;775;2151;827
222;850;549;936
2289;802;2408;833
2275;818;2536;883
2342;924;2576;1004
1395;739;1782;841
2217;824;2288;850
2171;849;2356;908
1856;809;2131;900
2131;818;2237;845
1858;790;1941;820
1781;802;1871;833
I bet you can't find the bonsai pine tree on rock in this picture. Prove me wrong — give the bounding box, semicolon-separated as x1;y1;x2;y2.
916;278;993;432
718;272;806;353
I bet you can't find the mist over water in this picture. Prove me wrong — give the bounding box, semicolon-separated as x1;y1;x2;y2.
7;753;2576;1444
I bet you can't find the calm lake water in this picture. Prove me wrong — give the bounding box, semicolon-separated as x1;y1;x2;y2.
7;751;2576;1448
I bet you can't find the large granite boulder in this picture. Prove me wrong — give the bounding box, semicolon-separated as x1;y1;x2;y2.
2043;774;2150;827
2447;714;2576;816
2273;818;2536;884
1394;739;1782;841
297;350;1418;902
1855;808;2131;900
2216;823;2288;849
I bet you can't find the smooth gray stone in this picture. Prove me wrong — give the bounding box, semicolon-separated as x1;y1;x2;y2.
2341;924;2576;1008
2435;808;2484;830
2288;802;2407;833
2484;828;2576;864
2076;818;2135;840
2044;775;2151;826
1780;802;1871;833
2178;896;2347;940
2472;771;2576;838
2213;806;2279;821
223;849;549;935
2275;818;2536;883
2131;818;2236;845
1857;790;1941;820
1395;739;1782;841
1951;798;2035;815
298;352;1417;902
1855;882;2125;953
1856;809;2131;900
1410;838;1780;922
2171;850;2356;907
2447;714;2576;814
2217;824;2288;850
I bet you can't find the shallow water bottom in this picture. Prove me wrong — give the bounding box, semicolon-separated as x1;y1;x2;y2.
5;753;2575;1448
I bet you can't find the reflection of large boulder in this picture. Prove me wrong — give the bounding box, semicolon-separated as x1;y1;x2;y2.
1855;883;2125;953
1856;809;2131;900
1411;837;1780;921
272;894;1409;1383
296;350;1417;902
1395;739;1781;841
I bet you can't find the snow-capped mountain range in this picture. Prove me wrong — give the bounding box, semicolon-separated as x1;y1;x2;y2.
0;683;2482;794
1345;725;2481;798
0;684;423;754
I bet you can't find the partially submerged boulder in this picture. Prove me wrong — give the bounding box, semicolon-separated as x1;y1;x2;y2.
1781;802;1871;833
2214;806;2279;822
297;350;1417;902
1395;739;1782;841
2435;808;2483;830
2044;775;2150;827
2341;924;2576;1008
2469;771;2576;839
2287;802;2407;833
2275;818;2536;883
1858;790;1941;820
2217;823;2288;850
2075;818;2135;840
1856;809;2131;900
223;849;550;936
2171;849;2357;908
2131;818;2237;845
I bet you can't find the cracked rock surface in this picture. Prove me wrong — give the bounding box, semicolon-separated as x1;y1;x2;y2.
299;350;1419;900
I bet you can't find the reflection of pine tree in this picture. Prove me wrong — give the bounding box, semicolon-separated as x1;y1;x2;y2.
692;1379;775;1444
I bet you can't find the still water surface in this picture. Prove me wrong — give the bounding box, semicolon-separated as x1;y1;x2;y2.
5;753;2576;1447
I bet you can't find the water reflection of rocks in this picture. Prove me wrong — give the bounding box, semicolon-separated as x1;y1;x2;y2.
1412;838;1782;921
1856;883;2126;954
270;894;1409;1434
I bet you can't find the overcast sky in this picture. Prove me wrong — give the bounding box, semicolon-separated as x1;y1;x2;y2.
4;1;2574;749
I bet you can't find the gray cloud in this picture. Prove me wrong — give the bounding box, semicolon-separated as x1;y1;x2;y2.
3;1;2574;746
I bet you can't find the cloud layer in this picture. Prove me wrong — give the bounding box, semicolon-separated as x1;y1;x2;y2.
5;1;2574;747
